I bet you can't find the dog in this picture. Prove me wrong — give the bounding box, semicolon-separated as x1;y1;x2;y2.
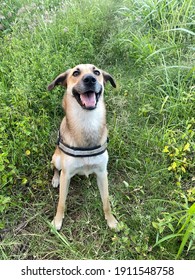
48;64;118;230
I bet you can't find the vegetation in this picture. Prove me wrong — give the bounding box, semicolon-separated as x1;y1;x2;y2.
0;0;194;259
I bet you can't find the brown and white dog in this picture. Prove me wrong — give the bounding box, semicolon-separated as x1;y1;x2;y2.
48;64;118;230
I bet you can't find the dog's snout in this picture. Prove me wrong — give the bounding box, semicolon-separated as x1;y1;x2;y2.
83;74;96;85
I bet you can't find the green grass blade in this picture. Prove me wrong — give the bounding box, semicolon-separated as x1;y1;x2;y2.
165;28;195;36
154;233;183;247
176;223;193;259
46;221;82;258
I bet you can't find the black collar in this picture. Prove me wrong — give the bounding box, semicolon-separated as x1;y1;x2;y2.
57;131;108;157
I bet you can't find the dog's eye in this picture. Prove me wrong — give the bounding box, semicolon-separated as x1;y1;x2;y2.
72;70;80;77
94;70;100;76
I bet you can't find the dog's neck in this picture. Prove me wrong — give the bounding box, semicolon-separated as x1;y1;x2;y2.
60;97;107;148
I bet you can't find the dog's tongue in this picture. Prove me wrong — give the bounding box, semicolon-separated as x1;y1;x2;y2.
80;92;96;108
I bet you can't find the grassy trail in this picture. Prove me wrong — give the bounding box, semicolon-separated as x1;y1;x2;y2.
0;0;194;259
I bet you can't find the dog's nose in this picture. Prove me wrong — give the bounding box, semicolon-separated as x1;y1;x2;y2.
83;74;96;85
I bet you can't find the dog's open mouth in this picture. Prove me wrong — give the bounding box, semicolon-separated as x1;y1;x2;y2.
73;89;102;110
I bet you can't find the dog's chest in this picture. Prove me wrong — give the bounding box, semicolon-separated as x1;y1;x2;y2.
70;105;105;146
63;151;108;178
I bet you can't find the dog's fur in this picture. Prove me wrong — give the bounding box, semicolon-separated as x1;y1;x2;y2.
48;64;118;230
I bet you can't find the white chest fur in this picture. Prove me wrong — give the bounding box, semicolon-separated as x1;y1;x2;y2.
66;99;106;147
62;150;109;179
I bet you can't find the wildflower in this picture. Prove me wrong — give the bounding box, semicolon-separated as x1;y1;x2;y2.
163;146;169;153
25;150;31;156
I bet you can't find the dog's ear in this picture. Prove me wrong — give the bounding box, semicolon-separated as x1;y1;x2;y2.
47;70;70;91
103;71;116;88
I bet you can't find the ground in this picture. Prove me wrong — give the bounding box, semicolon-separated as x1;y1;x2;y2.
0;0;195;259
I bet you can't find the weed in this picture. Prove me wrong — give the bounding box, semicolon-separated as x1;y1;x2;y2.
152;197;195;259
163;118;195;186
0;195;11;229
0;0;195;260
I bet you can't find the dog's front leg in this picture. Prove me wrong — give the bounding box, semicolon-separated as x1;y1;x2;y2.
96;171;118;230
52;170;70;230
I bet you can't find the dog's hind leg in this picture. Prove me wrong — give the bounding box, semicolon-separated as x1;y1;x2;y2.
51;147;61;188
96;171;118;230
52;168;60;188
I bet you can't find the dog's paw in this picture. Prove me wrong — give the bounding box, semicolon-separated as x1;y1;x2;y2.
52;176;59;188
106;214;118;231
51;218;63;231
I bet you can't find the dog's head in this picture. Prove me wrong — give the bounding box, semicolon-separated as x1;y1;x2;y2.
48;64;116;110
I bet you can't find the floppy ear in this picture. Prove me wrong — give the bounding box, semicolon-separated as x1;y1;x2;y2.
103;71;116;88
47;70;70;91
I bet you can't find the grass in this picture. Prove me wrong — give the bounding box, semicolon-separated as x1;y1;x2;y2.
0;0;195;259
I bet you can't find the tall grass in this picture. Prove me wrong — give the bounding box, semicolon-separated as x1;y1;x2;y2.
0;0;194;259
